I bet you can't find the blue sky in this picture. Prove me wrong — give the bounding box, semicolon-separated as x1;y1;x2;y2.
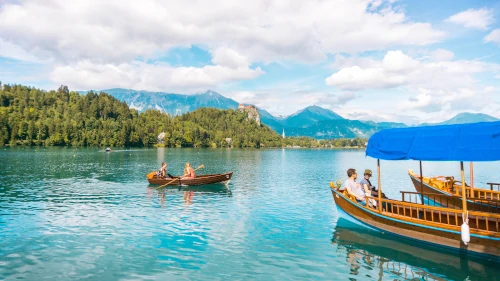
1;0;500;124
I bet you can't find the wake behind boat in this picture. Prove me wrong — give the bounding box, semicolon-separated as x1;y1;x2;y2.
148;172;233;186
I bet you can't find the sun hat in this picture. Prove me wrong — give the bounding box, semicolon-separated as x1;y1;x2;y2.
364;169;372;175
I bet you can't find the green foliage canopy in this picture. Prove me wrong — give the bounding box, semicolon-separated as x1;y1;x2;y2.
0;84;366;148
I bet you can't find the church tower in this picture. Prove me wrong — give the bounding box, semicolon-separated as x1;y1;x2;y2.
282;128;285;139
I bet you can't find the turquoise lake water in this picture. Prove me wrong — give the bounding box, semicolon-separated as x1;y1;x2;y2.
1;147;499;280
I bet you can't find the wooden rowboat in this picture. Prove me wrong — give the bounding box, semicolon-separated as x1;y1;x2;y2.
147;172;233;186
407;171;500;213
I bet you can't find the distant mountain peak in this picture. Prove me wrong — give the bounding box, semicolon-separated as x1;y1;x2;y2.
201;90;221;96
284;105;344;128
426;112;499;126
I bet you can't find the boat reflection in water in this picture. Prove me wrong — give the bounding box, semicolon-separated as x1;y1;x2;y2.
332;219;499;281
147;184;232;207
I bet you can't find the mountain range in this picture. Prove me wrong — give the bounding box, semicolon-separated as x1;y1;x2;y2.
82;89;498;139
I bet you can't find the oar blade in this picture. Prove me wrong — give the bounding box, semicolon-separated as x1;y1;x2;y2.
146;171;156;179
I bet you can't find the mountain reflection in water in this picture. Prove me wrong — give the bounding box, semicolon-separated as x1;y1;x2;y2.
332;219;498;281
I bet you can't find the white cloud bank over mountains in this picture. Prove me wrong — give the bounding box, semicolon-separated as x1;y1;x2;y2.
326;50;499;91
0;0;443;92
0;0;499;122
326;50;499;117
50;47;264;92
0;0;444;64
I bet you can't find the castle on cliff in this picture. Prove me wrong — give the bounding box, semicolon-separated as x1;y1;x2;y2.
237;104;261;126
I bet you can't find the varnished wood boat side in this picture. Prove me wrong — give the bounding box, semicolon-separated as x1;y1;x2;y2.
331;188;500;259
148;172;233;186
409;174;500;213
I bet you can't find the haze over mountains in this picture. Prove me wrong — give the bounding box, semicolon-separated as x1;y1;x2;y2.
88;89;498;139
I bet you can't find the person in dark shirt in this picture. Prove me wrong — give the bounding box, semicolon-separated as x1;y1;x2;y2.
360;169;390;210
359;169;378;196
156;162;167;178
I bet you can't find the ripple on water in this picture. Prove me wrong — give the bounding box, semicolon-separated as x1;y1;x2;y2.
1;148;499;280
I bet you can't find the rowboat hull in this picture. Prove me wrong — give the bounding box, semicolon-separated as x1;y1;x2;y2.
148;172;233;186
331;188;500;259
409;174;500;213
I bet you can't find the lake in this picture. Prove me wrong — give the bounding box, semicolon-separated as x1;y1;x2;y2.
1;147;499;280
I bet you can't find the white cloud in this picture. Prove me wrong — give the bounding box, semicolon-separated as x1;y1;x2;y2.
211;47;250;69
445;8;494;30
398;87;496;117
346;112;420;125
325;65;407;90
431;49;455;61
382;50;419;73
226;89;355;117
0;0;444;65
0;38;50;63
326;50;499;91
50;51;264;92
485;29;500;45
325;49;500;117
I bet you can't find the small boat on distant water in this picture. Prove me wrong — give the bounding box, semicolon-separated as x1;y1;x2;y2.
147;172;233;186
105;147;111;152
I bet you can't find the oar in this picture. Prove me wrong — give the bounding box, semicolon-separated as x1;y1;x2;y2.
156;164;204;190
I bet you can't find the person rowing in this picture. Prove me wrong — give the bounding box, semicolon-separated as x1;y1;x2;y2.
182;162;196;179
155;162;174;178
155;162;167;178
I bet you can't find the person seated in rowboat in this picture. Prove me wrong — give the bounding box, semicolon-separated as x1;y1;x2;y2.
182;162;196;179
344;168;367;206
155;162;174;178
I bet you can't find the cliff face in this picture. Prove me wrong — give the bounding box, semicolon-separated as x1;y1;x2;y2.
238;105;261;126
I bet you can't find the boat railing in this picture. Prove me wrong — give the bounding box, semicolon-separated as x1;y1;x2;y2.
467;188;500;201
487;183;500;192
447;186;500;200
400;191;500;213
365;196;500;234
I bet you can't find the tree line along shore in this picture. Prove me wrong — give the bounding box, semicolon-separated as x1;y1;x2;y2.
0;84;367;148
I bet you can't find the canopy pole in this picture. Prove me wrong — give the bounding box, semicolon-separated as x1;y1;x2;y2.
378;159;382;213
460;162;468;214
419;161;424;205
470;162;474;198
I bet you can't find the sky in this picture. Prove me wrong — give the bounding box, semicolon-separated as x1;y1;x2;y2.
1;0;500;124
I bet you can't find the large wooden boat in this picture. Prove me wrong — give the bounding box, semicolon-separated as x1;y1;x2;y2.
332;121;500;259
148;172;233;186
331;185;500;259
407;171;500;213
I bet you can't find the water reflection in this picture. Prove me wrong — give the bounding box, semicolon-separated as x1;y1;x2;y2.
147;184;232;208
332;219;498;281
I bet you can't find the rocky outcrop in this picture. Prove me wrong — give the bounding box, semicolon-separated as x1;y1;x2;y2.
238;104;261;125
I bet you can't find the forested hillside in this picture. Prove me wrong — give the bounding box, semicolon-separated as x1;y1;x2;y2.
0;84;367;148
0;84;283;148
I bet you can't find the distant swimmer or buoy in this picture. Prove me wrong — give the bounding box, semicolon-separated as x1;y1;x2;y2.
105;147;111;152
